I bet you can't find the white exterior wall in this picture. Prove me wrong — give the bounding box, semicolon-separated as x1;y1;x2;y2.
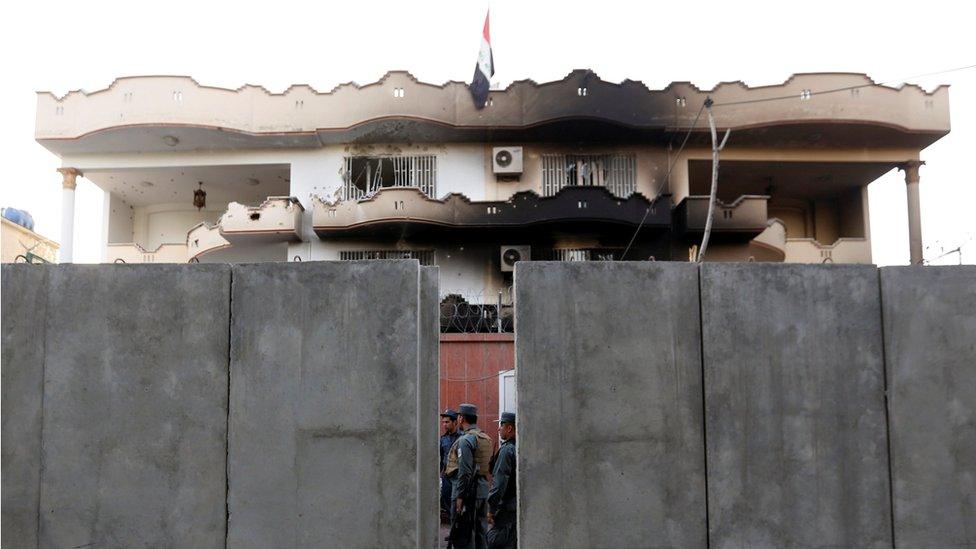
101;191;134;250
133;203;223;250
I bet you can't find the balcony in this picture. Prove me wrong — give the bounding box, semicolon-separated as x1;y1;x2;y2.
312;186;670;240
784;238;872;264
107;243;188;263
217;197;304;244
187;223;230;261
750;219;788;261
749;218;871;264
673;195;769;237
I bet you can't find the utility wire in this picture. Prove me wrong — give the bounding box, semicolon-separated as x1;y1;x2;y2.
712;63;976;107
621;101;706;260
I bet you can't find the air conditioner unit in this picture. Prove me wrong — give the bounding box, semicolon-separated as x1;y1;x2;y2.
492;147;523;175
500;245;530;272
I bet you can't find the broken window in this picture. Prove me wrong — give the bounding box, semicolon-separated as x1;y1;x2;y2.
342;155;437;200
541;153;637;198
339;249;435;265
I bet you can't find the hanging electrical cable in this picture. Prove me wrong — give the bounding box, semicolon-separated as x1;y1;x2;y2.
621;101;706;260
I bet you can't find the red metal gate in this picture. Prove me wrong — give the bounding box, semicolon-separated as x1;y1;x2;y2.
439;333;514;443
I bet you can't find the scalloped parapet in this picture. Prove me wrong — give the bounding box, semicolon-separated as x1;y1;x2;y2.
36;70;949;153
106;242;188;263
311;185;670;239
217;197;304;244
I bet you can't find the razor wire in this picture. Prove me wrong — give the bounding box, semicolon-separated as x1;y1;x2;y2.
439;287;515;333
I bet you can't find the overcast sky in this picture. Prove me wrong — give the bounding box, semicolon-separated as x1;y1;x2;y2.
2;0;973;265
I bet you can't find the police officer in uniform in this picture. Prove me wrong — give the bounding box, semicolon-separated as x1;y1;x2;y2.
447;403;492;549
440;409;461;521
487;412;517;549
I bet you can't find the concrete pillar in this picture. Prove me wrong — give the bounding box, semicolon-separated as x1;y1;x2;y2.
899;161;925;265
56;168;81;263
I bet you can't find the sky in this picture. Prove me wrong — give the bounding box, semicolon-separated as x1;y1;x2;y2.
1;0;973;265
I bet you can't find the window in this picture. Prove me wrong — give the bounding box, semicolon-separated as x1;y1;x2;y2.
342;155;437;200
534;248;624;261
541;153;637;198
339;249;435;265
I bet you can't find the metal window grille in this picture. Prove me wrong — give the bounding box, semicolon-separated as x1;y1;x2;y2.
342;155;437;200
541;153;636;198
339;249;435;266
534;248;625;261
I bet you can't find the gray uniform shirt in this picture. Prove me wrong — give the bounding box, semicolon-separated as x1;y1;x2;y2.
487;438;517;514
452;426;489;501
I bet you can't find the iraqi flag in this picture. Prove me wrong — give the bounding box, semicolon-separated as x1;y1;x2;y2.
469;11;494;109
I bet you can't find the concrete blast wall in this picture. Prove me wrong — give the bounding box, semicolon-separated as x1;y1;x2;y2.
881;266;976;547
515;262;708;547
227;261;438;548
516;262;974;549
700;264;891;548
4;261;973;548
2;264;230;548
2;261;438;549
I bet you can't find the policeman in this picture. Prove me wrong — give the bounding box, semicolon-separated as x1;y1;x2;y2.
487;412;517;549
448;403;492;549
440;408;461;521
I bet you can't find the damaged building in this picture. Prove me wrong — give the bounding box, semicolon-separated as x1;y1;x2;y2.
37;70;949;315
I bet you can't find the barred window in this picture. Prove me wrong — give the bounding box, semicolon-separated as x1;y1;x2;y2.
541;154;637;198
339;249;435;266
342;155;437;200
534;248;624;261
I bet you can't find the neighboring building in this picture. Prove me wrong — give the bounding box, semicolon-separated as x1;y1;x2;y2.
1;208;59;263
35;70;949;306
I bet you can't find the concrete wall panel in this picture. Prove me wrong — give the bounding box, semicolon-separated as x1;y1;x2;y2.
515;262;707;548
1;266;50;548
227;261;424;548
700;263;891;548
419;266;440;549
37;264;230;548
881;266;976;547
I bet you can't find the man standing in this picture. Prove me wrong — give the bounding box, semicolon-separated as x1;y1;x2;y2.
440;409;461;521
449;403;492;549
487;412;517;549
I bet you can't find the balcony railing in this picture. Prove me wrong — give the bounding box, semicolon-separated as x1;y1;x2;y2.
674;195;769;236
312;186;669;239
218;197;304;244
107;243;188;263
749;218;871;264
187;223;230;261
784;237;872;264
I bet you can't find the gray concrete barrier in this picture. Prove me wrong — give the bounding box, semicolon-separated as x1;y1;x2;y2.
419;266;440;549
881;266;976;547
1;266;50;548
226;261;435;548
700;264;891;548
4;261;973;548
515;262;708;548
1;264;232;548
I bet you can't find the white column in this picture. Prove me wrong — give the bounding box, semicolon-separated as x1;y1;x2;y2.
57;167;80;263
899;161;924;265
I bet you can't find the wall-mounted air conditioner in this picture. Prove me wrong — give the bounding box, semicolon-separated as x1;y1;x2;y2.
500;245;530;272
492;147;523;176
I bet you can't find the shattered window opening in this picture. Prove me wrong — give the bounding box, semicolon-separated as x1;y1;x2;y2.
342;155;437;200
